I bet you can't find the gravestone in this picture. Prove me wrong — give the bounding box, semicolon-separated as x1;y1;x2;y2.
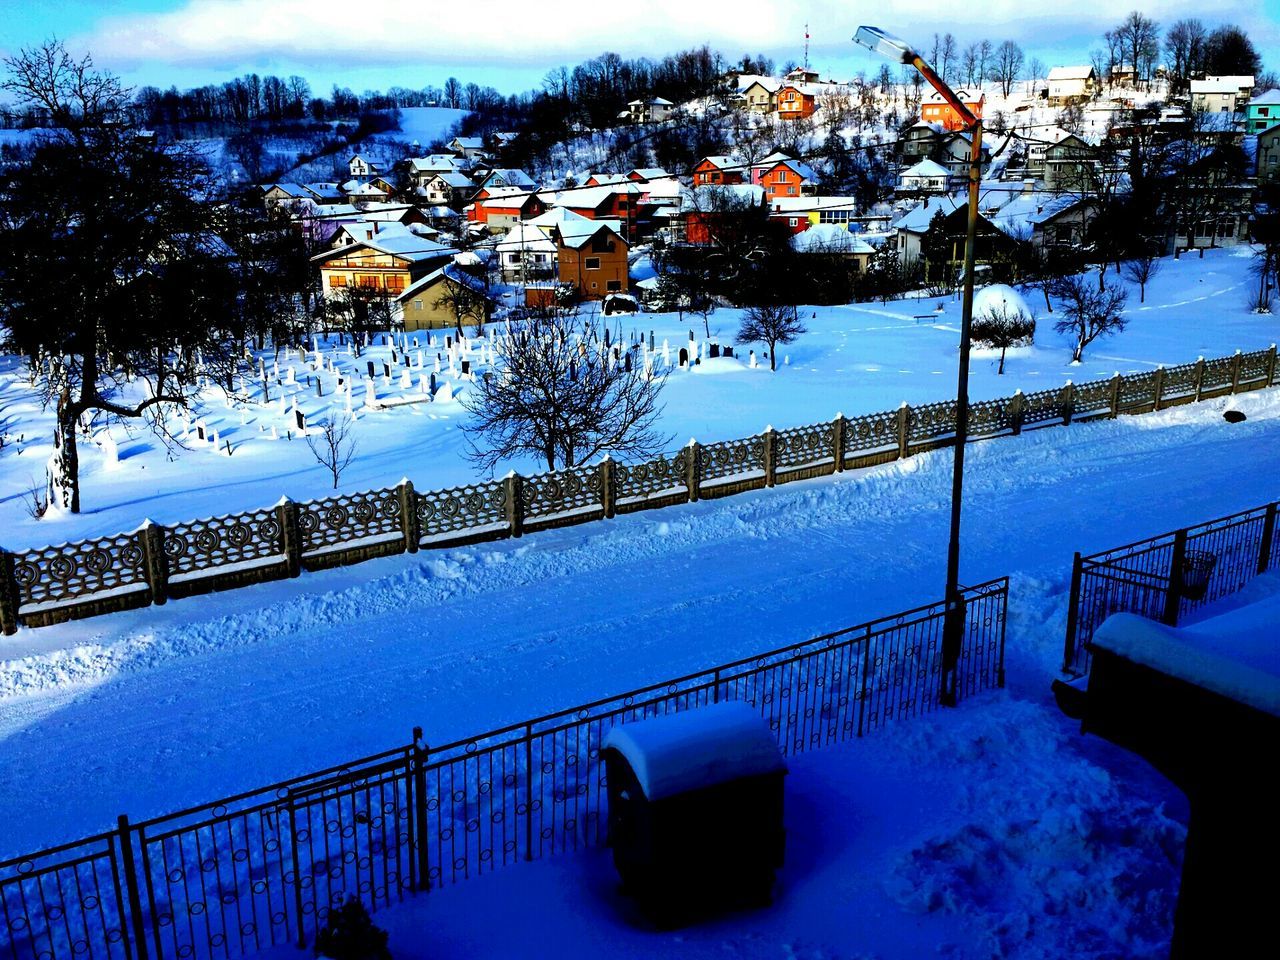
430;372;437;394
383;362;391;378
678;347;688;367
624;352;632;372
295;409;305;431
196;422;206;441
461;360;471;375
367;360;376;378
724;346;733;358
710;343;720;358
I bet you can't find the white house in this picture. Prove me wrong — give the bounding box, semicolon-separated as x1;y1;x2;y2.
1191;77;1254;114
493;222;558;281
348;155;380;178
896;158;951;194
626;97;675;123
1047;66;1097;105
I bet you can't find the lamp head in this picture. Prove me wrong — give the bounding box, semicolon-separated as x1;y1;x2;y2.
853;26;915;65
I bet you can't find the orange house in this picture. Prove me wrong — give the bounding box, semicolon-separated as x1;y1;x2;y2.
557;183;640;243
776;85;816;120
921;89;985;132
468;189;546;232
553;219;629;299
692;156;746;186
759;158;817;200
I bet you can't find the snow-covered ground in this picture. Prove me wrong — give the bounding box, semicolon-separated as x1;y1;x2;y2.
1;247;1271;552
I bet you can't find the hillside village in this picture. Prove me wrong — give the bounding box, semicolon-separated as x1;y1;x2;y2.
253;58;1279;331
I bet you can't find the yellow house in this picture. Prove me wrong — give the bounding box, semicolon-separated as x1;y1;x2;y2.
313;226;456;300
396;265;495;332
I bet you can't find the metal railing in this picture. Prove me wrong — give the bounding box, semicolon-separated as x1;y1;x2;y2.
1;345;1274;636
1062;502;1279;675
0;579;1007;960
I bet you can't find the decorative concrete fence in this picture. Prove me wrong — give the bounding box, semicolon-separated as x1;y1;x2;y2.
1;345;1274;635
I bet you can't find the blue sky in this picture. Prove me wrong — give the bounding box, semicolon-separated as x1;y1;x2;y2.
4;0;1278;97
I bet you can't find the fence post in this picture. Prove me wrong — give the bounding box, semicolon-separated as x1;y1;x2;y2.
277;498;303;578
1109;373;1122;419
138;521;169;607
685;440;701;503
1162;528;1189;626
1061;381;1077;426
832;414;846;472
1268;344;1278;387
503;472;524;538
523;724;535;861
1009;390;1026;436
1230;349;1243;394
1194;356;1207;401
855;624;873;737
286;795;307;947
411;727;430;891
116;815;151;960
398;480;420;554
1153;365;1166;411
762;426;777;488
0;549;19;636
600;456;617;519
1062;552;1083;674
1258;503;1278;575
896;403;910;458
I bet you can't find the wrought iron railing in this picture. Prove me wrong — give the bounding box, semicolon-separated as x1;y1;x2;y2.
0;345;1274;635
1062;501;1279;676
0;579;1007;960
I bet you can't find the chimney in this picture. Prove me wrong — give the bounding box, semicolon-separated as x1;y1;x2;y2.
1022;178;1036;196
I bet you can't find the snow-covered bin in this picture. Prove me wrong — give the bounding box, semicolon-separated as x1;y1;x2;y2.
601;701;787;924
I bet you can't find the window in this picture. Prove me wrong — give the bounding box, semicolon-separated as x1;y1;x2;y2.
777;170;788;182
789;218;798;227
585;257;601;270
330;274;347;287
386;275;406;292
787;186;796;195
606;280;622;292
591;235;615;253
414;300;423;311
357;274;379;288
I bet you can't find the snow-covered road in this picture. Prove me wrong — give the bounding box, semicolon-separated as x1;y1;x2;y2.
0;388;1275;856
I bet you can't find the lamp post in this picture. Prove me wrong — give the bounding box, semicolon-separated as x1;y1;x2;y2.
855;26;983;706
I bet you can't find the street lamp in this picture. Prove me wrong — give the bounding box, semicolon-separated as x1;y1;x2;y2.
855;25;983;706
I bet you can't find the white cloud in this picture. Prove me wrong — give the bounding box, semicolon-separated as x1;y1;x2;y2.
76;0;1268;72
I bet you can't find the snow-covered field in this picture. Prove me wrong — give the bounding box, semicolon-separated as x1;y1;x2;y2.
0;247;1271;553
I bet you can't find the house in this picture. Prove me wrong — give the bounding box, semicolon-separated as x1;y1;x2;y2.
1247;89;1280;133
897;121;944;161
467;188;546;233
791;223;875;271
937;130;991;175
1109;64;1138;85
897;158;951;195
627;97;675;123
921;89;984;132
396;264;495;332
418;172;477;208
492;222;558;281
627;167;670;182
448;136;487;159
551;218;629;298
342;179;392;203
1191;77;1254;114
677;183;767;244
739;77;782;113
785;67;820;85
1257;124;1280;181
1042;136;1099;192
768;196;861;234
329;219;437;251
776;85;817;121
552;183;641;243
759;157;818;200
584;173;630;187
1047;66;1097;105
348;155;380;178
692;155;746;186
408;155;467;189
474;168;537;192
313;230;456;300
750;151;799;185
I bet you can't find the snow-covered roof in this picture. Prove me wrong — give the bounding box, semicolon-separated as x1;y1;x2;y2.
696;155;744;170
553;217;626;249
397;262;490;303
601;702;787;801
477;186;539;205
628;167;670;181
1047;66;1095;81
432;172;477;189
891;194;964;232
791;224;875;254
769;195;859;213
409;154;464;173
493;221;557;254
482;169;537;189
450;136;485;149
1191;78;1246;95
315;230;456;264
345;181;389;198
762;157;817;181
738;75;782;94
1205;75;1254;87
555;183;640;210
588;173;630;186
925;88;983;104
900;158;951;179
1093;599;1280;718
1252;88;1280;106
527;206;593;230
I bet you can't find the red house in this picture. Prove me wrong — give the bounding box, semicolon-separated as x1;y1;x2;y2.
557;183;641;242
679;184;767;244
921;89;985;132
468;188;545;232
776;85;816;120
692;155;746;186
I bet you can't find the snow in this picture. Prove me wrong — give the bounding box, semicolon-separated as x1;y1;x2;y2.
973;283;1034;320
391;108;469;148
601;701;785;800
1092;583;1280;717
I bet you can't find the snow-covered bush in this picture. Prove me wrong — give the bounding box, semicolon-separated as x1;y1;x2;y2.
971;285;1036;375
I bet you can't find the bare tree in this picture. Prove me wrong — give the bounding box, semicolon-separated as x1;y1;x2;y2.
1113;11;1161;86
1052;274;1129;362
1122;251;1162;303
989;41;1025;98
463;312;668;472
1165;18;1207;95
433;273;490;339
737;305;806;371
972;300;1036;375
306;414;358;489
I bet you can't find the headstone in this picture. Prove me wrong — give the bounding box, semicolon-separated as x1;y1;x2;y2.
400;369;413;390
430;372;437;394
367;360;376;378
365;379;377;407
435;381;454;404
285;366;296;385
196;421;206;441
749;350;758;369
383;362;391;378
710;343;720;358
295;409;306;431
724;346;734;358
624;352;632;372
678;347;688;367
461;360;471;375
